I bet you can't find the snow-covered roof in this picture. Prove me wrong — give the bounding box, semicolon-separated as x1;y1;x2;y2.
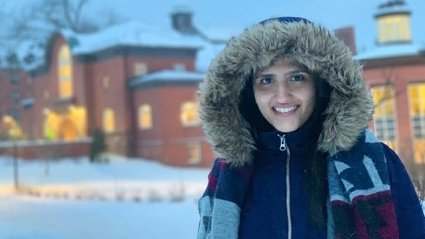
375;3;410;17
129;69;205;88
62;21;205;55
355;43;425;61
0;20;228;73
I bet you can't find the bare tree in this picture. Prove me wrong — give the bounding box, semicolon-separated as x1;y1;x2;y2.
372;67;403;108
0;0;124;49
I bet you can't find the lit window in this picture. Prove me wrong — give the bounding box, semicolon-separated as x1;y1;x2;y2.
138;104;152;129
43;108;59;140
1;115;23;139
103;108;115;133
187;142;201;164
180;101;200;127
134;62;148;76
371;86;397;149
408;83;425;164
377;15;411;44
57;44;74;98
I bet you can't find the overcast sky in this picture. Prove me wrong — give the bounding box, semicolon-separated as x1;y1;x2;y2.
2;0;425;54
89;0;425;53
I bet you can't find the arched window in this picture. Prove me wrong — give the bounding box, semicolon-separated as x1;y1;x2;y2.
103;108;115;133
138;104;152;129
57;44;74;98
180;101;200;127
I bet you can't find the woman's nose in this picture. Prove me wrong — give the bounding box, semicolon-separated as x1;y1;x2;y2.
275;82;292;101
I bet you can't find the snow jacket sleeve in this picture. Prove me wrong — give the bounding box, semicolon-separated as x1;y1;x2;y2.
383;143;425;238
197;158;252;239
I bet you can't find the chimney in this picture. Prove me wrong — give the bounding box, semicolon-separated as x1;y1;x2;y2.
170;5;198;35
334;27;357;55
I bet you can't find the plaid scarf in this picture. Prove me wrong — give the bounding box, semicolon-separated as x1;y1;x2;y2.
327;128;399;238
198;129;399;239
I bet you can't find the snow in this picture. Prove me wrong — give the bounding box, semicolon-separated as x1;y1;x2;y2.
129;70;205;87
355;43;425;61
63;21;205;55
0;155;210;239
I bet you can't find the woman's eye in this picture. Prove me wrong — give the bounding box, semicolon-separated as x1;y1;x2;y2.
259;77;273;85
291;74;305;81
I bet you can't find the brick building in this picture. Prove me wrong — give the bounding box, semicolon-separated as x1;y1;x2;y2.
3;1;424;173
0;8;219;167
357;0;425;178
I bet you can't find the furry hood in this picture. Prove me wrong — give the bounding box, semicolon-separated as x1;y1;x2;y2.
198;18;374;166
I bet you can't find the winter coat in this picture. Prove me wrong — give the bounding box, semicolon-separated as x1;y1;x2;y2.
197;17;425;238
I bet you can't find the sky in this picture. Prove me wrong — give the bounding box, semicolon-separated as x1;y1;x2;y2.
2;0;425;55
88;0;425;54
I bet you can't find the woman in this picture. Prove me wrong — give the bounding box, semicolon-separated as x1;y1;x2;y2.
197;17;425;238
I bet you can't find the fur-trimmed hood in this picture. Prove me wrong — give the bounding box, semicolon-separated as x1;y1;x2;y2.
198;18;374;166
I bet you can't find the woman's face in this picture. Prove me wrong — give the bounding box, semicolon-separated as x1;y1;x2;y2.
253;58;316;133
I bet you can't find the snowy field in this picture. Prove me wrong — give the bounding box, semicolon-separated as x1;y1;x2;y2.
0;155;210;239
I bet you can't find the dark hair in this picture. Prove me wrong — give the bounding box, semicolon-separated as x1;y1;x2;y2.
239;70;273;134
305;76;331;229
238;69;332;229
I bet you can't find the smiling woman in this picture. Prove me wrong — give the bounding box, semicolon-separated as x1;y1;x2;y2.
196;16;425;239
253;58;316;133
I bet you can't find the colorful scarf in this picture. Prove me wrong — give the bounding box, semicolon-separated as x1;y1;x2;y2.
327;128;398;238
198;129;399;239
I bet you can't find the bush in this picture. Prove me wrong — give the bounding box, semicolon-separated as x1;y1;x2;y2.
89;129;107;163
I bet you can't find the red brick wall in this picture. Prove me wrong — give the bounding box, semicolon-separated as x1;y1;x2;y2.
125;56;195;78
133;85;215;167
363;62;425;167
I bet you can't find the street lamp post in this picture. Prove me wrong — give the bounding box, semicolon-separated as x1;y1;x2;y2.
12;136;19;189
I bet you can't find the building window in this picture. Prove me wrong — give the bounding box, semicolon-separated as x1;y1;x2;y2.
10;73;20;85
134;62;148;76
180;101;200;127
371;86;397;149
1;115;23;139
187;142;201;164
103;108;115;133
173;63;186;71
408;83;425;164
102;76;110;89
57;44;74;98
10;91;21;103
138;104;152;129
377;15;411;44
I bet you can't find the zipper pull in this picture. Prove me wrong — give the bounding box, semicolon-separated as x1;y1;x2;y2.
277;134;287;151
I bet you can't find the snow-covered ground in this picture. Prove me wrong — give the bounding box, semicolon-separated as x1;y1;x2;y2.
1;155;424;239
0;155;210;239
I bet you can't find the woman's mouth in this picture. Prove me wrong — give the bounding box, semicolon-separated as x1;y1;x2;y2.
273;105;298;114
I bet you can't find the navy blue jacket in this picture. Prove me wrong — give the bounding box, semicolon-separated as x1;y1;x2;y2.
237;129;425;239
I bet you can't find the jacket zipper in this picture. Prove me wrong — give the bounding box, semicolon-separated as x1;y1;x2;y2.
278;134;292;239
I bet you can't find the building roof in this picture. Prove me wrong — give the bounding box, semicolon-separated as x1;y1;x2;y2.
129;69;205;88
355;43;425;61
62;21;205;55
1;20;219;72
375;0;411;17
